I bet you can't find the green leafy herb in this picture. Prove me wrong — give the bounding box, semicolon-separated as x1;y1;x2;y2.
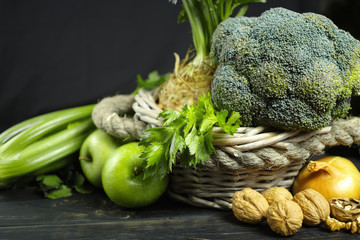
36;174;72;199
36;164;94;199
140;93;241;179
216;110;242;135
132;71;171;95
72;172;94;194
37;175;63;187
46;185;72;199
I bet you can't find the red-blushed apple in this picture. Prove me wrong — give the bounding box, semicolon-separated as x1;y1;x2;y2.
101;142;168;208
79;129;121;188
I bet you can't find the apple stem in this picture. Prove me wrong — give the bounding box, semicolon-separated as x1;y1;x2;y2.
134;166;143;177
79;156;92;162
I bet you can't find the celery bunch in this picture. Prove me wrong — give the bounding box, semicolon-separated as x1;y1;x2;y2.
0;105;95;188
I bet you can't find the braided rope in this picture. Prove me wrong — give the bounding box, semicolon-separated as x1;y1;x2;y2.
200;116;360;172
91;94;150;140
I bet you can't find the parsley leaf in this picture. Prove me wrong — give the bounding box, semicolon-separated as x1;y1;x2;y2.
36;164;94;199
140;93;241;179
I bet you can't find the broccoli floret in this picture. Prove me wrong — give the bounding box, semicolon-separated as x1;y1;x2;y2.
212;65;255;125
211;8;360;131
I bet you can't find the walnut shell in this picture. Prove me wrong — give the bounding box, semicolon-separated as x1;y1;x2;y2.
293;188;330;226
267;199;303;236
262;187;293;206
232;188;269;224
329;198;360;222
350;218;360;234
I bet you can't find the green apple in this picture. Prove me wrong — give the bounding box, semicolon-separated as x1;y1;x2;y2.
102;142;168;208
79;129;121;188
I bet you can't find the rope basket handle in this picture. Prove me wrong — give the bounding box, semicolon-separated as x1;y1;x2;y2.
91;94;149;141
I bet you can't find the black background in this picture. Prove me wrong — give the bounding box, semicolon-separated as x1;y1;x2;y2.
1;0;359;132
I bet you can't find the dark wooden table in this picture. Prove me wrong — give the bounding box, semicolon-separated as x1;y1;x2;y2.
0;147;359;240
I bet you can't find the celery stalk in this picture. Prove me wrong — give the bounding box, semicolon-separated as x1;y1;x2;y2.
0;105;95;188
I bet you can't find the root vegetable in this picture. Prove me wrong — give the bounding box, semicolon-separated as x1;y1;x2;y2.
293;156;360;200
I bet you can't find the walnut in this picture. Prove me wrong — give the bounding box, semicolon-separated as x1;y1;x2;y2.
262;187;293;205
266;199;303;236
325;216;360;234
350;218;360;234
293;188;330;226
329;198;360;222
325;217;351;232
232;188;269;224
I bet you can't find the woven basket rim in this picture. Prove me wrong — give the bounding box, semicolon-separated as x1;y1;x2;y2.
133;89;333;152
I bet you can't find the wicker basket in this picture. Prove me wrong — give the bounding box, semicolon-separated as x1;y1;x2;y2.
132;89;360;210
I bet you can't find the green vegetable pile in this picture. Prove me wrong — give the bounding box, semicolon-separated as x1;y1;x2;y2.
1;2;360;207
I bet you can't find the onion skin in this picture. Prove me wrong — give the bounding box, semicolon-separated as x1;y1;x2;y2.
292;156;360;200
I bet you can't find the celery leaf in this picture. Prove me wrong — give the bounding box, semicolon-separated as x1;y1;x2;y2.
132;71;170;95
140;93;241;179
216;110;242;135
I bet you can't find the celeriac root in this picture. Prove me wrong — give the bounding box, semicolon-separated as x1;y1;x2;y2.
158;53;215;111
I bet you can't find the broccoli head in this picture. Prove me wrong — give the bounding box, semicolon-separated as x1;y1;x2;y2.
211;8;360;131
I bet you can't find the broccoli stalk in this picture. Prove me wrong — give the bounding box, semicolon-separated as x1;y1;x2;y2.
158;0;266;111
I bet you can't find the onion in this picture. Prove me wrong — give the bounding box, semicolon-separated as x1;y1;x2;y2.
292;156;360;200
